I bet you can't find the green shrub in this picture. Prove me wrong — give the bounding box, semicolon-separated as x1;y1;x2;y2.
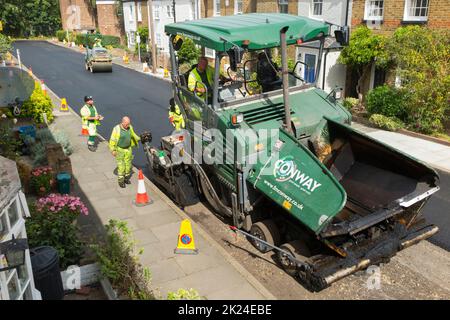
23;128;60;166
273;55;295;71
0;118;21;160
91;219;154;300
23;135;48;166
369;114;405;131
101;35;121;47
167;289;202;300
0;33;12;55
366;85;407;119
75;33;84;46
53;130;73;156
27;194;89;269
21;82;55;124
56;30;75;42
137;26;148;44
134;44;150;62
56;30;66;41
177;37;200;65
75;33;120;48
247;72;261;95
383;26;450;134
343;97;359;111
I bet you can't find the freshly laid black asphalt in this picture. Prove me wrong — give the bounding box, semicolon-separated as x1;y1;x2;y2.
13;40;172;170
12;40;450;251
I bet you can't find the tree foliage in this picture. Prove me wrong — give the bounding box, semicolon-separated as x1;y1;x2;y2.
0;32;12;54
0;0;61;37
383;26;450;133
177;37;200;65
338;26;386;99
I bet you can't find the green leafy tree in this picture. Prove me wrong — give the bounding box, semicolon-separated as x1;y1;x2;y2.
382;26;450;134
0;0;26;36
338;26;386;101
137;26;148;44
0;32;12;55
177;37;200;65
0;0;61;37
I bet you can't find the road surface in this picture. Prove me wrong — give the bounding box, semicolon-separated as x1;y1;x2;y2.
14;40;173;171
13;40;450;251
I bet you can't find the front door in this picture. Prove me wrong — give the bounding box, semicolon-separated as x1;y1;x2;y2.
304;54;316;84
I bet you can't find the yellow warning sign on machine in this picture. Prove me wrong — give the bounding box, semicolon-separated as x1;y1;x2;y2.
174;219;198;255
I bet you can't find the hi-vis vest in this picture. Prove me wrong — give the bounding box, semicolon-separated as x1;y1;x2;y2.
188;66;214;100
109;124;140;152
168;105;185;130
80;104;100;127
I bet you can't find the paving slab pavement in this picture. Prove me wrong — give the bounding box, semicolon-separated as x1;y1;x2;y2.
42;77;275;300
351;122;450;172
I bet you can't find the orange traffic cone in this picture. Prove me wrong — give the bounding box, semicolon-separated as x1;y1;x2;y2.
133;169;152;206
40;80;47;96
81;125;89;136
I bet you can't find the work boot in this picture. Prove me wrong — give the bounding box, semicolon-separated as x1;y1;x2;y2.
88;144;96;152
125;176;131;184
118;180;126;188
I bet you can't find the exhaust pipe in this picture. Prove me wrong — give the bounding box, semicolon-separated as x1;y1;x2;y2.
280;26;293;135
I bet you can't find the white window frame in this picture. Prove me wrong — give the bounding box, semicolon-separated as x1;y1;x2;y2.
0;193;39;300
137;2;142;22
167;4;174;18
403;0;429;22
311;0;323;17
364;0;384;21
234;0;243;14
128;3;135;22
154;5;160;20
279;0;289;14
214;0;221;16
128;31;136;47
156;33;162;48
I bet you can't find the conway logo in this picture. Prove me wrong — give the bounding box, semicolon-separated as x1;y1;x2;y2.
274;157;322;193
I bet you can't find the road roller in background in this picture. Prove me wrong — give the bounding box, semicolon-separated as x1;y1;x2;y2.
84;34;113;73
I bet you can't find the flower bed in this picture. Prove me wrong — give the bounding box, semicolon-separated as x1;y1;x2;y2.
27;194;89;269
30;166;54;196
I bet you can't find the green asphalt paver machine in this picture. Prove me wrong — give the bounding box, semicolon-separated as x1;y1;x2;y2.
140;13;441;291
84;33;113;73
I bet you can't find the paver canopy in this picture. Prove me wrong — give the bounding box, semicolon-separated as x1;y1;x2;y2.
165;13;330;52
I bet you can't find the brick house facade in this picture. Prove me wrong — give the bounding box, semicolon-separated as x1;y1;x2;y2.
59;0;96;31
352;0;450;33
347;0;450;97
96;1;124;37
59;0;125;39
200;0;298;17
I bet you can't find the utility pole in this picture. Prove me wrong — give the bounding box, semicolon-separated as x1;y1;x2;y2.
147;0;158;74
